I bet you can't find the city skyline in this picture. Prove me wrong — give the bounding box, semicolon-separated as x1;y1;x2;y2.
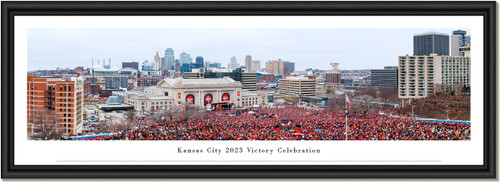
28;28;468;71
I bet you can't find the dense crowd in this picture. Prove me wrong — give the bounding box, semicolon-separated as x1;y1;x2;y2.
69;107;470;141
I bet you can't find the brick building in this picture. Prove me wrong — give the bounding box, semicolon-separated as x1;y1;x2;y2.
27;75;84;135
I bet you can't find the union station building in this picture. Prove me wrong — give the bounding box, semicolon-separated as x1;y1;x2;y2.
147;77;244;108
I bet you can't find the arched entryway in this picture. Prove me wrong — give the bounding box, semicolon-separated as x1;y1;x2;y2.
222;93;230;101
186;94;195;104
204;94;213;105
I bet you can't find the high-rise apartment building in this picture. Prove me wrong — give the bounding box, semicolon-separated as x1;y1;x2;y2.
251;60;261;72
371;66;398;89
398;54;470;99
265;59;283;75
245;55;252;70
164;48;175;70
413;32;449;56
104;76;128;89
27;76;84;135
265;59;294;75
278;76;317;97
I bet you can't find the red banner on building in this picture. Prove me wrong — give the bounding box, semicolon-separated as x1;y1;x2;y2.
186;95;194;104
222;93;230;101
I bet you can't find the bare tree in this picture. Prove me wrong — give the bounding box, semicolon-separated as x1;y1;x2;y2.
114;116;136;134
176;102;201;122
433;83;445;95
351;98;380;117
379;88;398;102
325;84;339;95
461;85;470;93
97;118;110;134
124;109;136;121
30;109;62;140
451;82;464;93
324;95;344;114
162;108;178;123
358;86;377;98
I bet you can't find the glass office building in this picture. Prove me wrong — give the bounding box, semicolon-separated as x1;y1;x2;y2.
413;32;449;56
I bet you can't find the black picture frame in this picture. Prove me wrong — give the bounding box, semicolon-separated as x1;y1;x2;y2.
1;1;496;178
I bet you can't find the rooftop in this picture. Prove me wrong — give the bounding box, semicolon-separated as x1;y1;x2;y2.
282;76;315;81
158;77;243;88
414;32;449;36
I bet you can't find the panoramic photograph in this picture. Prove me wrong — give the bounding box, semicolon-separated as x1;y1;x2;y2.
27;28;471;140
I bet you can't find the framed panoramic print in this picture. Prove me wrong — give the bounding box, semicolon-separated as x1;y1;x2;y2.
1;1;496;178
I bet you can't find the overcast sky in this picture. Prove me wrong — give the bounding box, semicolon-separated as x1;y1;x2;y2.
27;28;468;71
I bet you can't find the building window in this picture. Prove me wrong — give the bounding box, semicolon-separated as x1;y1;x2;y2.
164;92;168;96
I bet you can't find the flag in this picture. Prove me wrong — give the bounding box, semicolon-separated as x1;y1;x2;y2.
345;93;351;110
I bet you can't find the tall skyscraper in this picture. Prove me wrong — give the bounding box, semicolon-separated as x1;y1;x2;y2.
451;30;471;57
283;61;295;75
154;51;161;70
450;35;460;56
453;30;470;46
164;48;175;70
195;56;204;67
174;59;181;72
180;51;192;65
245;55;252;70
160;57;165;70
413;32;449;56
228;56;240;69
